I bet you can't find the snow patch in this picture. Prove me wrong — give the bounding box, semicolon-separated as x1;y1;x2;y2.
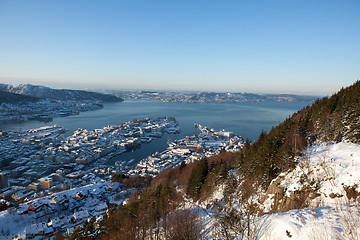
279;142;360;206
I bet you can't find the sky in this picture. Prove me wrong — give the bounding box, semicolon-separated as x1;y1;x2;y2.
0;0;359;95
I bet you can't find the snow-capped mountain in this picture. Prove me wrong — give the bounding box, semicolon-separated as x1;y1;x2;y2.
0;83;123;103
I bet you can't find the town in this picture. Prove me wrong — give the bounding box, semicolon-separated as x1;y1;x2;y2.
0;118;243;239
0;117;179;200
0;99;104;123
132;124;243;176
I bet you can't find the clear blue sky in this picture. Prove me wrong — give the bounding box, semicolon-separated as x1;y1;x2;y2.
0;0;359;95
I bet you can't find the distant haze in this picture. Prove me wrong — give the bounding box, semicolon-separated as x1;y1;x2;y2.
0;0;359;95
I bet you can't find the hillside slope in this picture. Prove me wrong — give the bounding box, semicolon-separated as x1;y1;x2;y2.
0;90;40;104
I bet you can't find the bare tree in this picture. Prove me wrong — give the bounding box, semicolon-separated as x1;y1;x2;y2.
336;203;360;239
166;209;203;240
212;201;259;240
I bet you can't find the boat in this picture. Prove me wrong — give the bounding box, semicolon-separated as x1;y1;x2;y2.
141;137;152;143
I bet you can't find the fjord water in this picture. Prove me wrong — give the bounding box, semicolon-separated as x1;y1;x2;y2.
0;100;310;164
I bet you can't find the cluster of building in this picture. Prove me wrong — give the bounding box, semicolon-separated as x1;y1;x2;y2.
0;99;103;123
132;124;243;176
0;117;179;206
0;125;104;210
0;125;66;168
42;116;178;165
0;182;131;239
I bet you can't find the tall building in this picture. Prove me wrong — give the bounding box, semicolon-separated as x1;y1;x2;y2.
38;177;53;190
0;173;8;189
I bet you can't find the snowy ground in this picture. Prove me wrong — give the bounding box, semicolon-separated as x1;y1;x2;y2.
256;204;360;240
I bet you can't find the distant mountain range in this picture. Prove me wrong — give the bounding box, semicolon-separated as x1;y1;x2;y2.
112;90;318;103
0;83;123;104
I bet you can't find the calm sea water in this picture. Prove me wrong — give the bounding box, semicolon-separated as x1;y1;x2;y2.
0;100;310;164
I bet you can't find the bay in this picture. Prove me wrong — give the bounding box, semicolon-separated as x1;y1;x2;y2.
0;100;311;165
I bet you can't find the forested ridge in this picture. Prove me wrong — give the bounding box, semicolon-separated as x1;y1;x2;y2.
238;80;360;187
0;90;40;104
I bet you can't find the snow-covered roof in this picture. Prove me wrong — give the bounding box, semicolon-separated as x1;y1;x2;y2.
25;222;46;235
95;202;108;212
73;210;90;220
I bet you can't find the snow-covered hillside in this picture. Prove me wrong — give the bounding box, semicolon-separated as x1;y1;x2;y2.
254;142;360;239
262;142;360;212
184;142;360;239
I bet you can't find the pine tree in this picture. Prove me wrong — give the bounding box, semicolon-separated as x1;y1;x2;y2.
186;158;209;199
